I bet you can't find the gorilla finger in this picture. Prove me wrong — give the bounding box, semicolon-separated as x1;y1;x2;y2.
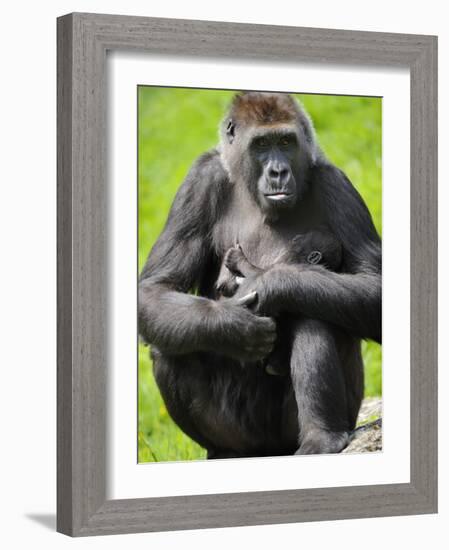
261;335;276;346
253;349;273;360
261;341;275;352
261;324;277;336
258;317;277;333
256;330;276;343
245;345;271;356
237;291;258;307
254;350;273;361
248;343;274;355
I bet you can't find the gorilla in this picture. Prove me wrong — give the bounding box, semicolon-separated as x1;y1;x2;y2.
138;92;382;458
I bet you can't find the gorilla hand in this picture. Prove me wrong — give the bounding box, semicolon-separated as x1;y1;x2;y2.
229;270;282;317
208;293;276;362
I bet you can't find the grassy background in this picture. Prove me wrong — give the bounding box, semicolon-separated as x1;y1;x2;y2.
138;87;382;463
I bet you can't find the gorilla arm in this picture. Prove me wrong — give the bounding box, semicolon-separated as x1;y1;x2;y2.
138;151;276;360
239;163;382;344
256;265;381;343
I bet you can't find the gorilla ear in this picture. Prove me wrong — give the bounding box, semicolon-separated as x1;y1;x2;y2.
226;119;236;144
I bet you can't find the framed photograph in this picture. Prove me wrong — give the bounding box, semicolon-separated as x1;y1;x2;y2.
57;13;437;536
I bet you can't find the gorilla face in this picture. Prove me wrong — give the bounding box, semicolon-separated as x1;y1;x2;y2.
222;121;312;216
249;127;301;212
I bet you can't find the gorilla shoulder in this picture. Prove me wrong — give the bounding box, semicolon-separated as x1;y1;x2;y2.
184;149;229;206
164;149;230;231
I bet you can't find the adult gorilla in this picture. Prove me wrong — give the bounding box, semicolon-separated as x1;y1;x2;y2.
138;92;381;458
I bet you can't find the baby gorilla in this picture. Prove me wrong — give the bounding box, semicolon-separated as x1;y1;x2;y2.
216;229;343;375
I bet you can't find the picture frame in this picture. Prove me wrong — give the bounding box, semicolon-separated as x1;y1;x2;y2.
57;12;438;536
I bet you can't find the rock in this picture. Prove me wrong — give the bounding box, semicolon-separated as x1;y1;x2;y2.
356;396;382;425
343;397;382;454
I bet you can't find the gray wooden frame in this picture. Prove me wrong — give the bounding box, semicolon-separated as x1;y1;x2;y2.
57;12;438;537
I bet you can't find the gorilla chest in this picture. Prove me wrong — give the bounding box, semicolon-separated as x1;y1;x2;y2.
214;210;320;269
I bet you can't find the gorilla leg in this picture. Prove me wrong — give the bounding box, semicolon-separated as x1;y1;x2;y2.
290;318;350;454
338;335;364;430
151;350;218;453
151;349;293;458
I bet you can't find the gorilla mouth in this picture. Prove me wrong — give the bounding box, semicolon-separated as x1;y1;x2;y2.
264;192;292;201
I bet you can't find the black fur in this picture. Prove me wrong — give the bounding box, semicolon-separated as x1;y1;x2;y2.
138;92;381;457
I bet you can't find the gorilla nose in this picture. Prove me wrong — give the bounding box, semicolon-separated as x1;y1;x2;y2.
268;166;289;184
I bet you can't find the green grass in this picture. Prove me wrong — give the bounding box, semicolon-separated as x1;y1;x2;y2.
138;346;206;462
138;87;382;463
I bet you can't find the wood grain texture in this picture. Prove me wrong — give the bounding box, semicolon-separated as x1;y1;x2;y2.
409;36;438;508
57;13;74;536
56;12;438;536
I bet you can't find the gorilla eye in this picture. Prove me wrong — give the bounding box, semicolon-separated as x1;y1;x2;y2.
280;136;293;147
254;137;270;148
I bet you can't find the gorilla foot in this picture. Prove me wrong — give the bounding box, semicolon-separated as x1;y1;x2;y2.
296;429;349;455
